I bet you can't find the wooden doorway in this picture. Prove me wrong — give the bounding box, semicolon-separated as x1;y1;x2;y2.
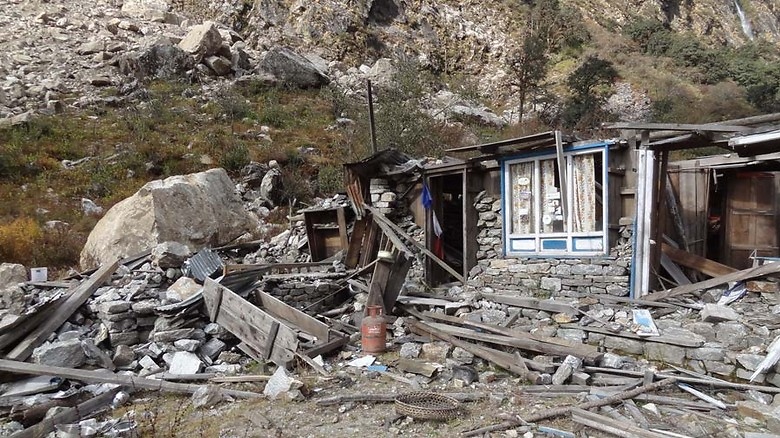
722;171;780;269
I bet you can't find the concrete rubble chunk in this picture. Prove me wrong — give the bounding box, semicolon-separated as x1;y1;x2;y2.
32;339;86;368
701;304;741;322
168;351;202;375
263;367;302;400
80;169;257;269
178;22;223;58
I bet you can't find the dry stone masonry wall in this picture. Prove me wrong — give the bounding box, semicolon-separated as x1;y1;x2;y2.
469;192;632;298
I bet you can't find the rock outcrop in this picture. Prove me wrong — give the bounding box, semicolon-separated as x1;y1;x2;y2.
80;168;257;269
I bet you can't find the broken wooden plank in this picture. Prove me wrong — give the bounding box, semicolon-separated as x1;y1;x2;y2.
570;407;671;438
481;293;579;316
661;243;737;278
461;378;678;437
302;333;349;358
383;252;412;313
6;260;119;361
255;291;329;343
428;321;603;361
421;311;601;362
644;261;780;302
203;279;298;368
583;366;780;393
366;205;464;283
9;387;121;438
0;359;262;398
410;320;540;382
345;217;369;269
660;253;692;286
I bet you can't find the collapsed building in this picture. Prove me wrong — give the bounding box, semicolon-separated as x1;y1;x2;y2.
1;114;780;436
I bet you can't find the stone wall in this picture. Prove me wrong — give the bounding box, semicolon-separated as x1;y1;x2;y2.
469;192;633;298
262;278;343;313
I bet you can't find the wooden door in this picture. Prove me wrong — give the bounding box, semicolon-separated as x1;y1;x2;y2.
723;172;780;269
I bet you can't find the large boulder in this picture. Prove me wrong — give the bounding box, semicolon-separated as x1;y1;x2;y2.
178;22;223;59
259;47;330;88
119;43;195;80
80;168;257;269
0;263;26;287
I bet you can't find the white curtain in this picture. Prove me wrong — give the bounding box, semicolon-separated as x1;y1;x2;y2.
572;154;597;232
540;159;559;233
510;162;534;234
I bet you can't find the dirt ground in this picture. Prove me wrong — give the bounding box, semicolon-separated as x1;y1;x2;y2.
105;360;749;438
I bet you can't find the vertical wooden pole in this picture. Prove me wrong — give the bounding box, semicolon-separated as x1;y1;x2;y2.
367;79;377;153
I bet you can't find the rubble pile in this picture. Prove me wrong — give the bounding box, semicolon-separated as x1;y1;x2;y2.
3;164;780;436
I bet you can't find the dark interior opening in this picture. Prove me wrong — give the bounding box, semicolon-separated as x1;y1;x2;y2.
429;173;464;285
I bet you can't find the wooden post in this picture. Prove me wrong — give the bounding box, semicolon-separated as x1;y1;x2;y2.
367;79;377;153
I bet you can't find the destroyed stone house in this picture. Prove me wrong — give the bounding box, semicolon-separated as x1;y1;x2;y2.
346;114;780;300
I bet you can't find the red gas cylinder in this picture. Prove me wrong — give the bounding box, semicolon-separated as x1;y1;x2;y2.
361;305;387;353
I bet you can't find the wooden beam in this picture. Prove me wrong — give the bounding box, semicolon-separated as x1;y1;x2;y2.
606;122;750;132
462;378;678;437
660;253;692;286
643;261;780;302
366;205;464;283
481;293;579;316
570;408;671;438
6;260;119;361
0;359;262;398
421;311;601;362
665;174;690;252
425;321;603;361
410;320;540;382
661;243;738;278
554;130;568;224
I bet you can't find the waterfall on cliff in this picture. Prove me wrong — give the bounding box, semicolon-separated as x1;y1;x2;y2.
734;0;755;40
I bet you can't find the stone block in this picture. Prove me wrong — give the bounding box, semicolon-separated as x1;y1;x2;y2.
685;322;717;342
644;343;686;365
113;345;135;367
737;400;774;421
557;328;586;343
451;347;475;365
105;318;138;333
98;300;131;315
199;338;226;360
716;322;750;349
737;353;766;371
704;361;735;377
738;368;765;383
109;332;140;346
540;277;562;292
131;299;160;315
168;351;202;375
599;352;623;369
421;342;451;361
571;264;603;276
701;304;741;322
153;328;199;343
686;346;725;361
32;339;86;368
174;339;202;352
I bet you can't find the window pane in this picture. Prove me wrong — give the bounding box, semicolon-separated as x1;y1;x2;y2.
540;159;564;233
572;153;599;232
510;162;534;234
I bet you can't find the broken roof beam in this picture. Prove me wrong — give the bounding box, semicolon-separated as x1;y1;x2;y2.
644;132;717;152
606;122;751;133
445;131;562;154
0;359;261;398
643;260;780;302
365;205;465;283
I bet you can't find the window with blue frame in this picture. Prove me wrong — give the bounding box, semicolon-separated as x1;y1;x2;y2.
502;143;608;256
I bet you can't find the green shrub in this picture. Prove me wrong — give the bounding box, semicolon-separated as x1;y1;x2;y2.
219;143;250;173
317;165;344;195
